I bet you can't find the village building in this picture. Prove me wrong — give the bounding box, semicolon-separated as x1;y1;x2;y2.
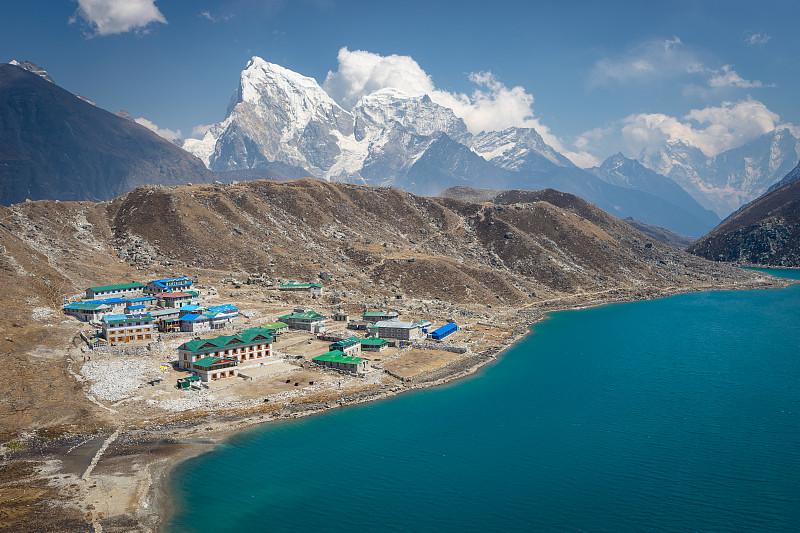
63;302;113;322
155;291;197;308
312;350;369;374
126;295;158;307
85;282;145;299
429;322;459;340
101;312;155;346
144;276;194;295
258;322;289;336
77;297;129;314
329;336;362;356
371;319;431;341
333;311;349;322
206;304;239;321
177;328;274;372
151;308;181;332
125;303;147;314
278;310;327;333
360;338;389;352
177;303;239;333
362;310;400;323
278;281;323;296
188;356;239;382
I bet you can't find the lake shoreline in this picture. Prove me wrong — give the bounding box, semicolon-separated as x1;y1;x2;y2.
3;275;793;532
150;275;795;532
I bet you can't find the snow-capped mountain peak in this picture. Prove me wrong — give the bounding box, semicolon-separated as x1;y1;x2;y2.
9;60;54;83
230;56;351;132
353;88;469;142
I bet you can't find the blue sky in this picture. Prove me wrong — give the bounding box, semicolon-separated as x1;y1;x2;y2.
2;0;799;166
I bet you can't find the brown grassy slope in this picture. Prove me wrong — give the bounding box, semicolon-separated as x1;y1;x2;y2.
105;179;749;302
0;203;113;443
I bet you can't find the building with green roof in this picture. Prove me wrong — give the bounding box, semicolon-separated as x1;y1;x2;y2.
177;327;274;370
360;338;389;352
189;356;239;382
329;336;361;355
63;302;113;322
278;310;328;333
86;282;145;299
312;350;368;374
362;310;400;323
258;322;289;336
278;281;323;296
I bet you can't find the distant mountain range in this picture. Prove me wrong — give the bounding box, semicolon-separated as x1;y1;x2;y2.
688;161;800;266
0;62;212;205
640;129;800;217
183;57;733;237
2;56;797;240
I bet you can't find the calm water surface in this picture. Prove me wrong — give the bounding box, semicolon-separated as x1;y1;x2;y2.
166;269;800;532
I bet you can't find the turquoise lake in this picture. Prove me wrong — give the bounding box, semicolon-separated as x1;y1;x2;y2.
165;269;800;532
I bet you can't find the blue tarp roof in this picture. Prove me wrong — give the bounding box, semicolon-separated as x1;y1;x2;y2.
208;304;238;313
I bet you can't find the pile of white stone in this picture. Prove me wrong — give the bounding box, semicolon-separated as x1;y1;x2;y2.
81;358;155;402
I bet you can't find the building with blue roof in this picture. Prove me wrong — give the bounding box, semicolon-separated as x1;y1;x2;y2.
144;277;194;295
178;304;239;333
63;302;113;322
429;322;459;341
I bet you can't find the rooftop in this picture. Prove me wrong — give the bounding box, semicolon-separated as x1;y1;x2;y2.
102;312;152;325
63;302;111;311
360;338;389;346
279;283;323;289
330;337;360;348
374;319;418;329
151;276;192;285
279;311;327;321
207;304;238;313
260;321;289;329
192;356;236;369
88;282;144;292
179;327;275;353
313;351;364;365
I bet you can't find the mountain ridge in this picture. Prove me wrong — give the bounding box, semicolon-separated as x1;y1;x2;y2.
688;160;800;266
0;63;213;205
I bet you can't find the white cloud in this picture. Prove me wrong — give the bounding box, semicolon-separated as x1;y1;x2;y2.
190;124;214;139
134;117;182;142
708;65;770;89
620;99;785;157
71;0;167;36
745;32;771;46
589;37;705;86
321;47;597;167
322;48;435;110
199;10;232;23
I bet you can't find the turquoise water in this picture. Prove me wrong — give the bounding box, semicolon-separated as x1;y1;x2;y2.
165;271;800;532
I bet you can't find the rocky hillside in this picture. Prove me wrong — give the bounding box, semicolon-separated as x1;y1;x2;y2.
0;177;781;446
4;178;762;309
688;161;800;266
0;63;212;205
